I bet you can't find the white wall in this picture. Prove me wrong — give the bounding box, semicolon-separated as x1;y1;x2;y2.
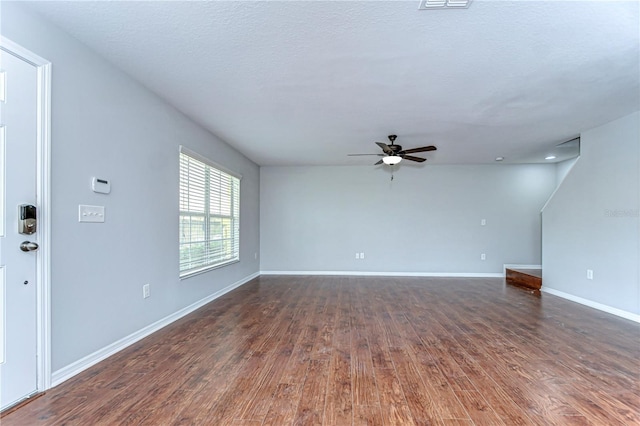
261;164;555;274
542;112;640;316
555;157;578;187
2;3;260;371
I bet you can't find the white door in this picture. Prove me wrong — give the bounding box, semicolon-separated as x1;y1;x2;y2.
0;46;39;411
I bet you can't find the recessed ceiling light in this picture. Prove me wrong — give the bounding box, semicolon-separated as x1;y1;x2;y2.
545;155;556;160
419;0;473;9
495;156;504;162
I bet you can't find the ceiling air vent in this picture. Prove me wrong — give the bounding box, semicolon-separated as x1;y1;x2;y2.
419;0;473;9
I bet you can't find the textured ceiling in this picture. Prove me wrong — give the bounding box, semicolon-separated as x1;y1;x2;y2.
22;0;640;166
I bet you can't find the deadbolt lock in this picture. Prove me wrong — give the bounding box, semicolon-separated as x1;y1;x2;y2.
18;204;37;235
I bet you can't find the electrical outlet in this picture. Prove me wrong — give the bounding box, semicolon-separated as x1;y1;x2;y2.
586;269;593;280
481;219;486;226
480;253;486;261
360;252;365;259
355;253;360;259
143;283;150;299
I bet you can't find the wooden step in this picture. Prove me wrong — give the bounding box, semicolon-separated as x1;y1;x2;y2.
506;268;542;292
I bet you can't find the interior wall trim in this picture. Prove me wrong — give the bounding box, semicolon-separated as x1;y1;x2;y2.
51;272;260;387
541;287;640;323
502;264;542;277
260;270;504;278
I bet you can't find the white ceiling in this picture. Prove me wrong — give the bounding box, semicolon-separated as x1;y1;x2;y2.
22;0;640;166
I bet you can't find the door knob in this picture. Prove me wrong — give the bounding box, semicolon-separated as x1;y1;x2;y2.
20;241;39;252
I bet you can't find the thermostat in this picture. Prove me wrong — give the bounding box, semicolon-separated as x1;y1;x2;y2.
92;177;111;194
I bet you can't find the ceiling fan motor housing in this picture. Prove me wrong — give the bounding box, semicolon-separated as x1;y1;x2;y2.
387;135;402;152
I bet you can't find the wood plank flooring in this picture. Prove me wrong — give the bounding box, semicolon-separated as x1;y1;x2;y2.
4;275;639;425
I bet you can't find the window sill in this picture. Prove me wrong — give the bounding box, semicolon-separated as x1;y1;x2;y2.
179;259;240;280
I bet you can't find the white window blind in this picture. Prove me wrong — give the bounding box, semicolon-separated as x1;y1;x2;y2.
179;147;240;277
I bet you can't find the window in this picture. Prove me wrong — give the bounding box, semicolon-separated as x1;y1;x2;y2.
179;146;240;277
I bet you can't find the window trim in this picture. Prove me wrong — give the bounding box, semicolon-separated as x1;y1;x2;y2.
179;146;242;180
179;258;240;280
179;145;241;279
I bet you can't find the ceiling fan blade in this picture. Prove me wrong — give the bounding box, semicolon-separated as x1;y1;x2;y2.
400;146;437;154
376;142;393;154
347;154;384;156
374;159;384;165
402;155;426;163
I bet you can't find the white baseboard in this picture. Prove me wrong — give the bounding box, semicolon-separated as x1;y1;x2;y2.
502;264;542;276
51;271;260;387
541;287;640;323
260;270;503;278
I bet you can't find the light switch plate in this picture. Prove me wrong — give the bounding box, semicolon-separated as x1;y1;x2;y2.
79;205;105;223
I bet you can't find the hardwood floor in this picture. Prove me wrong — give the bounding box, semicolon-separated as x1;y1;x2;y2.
4;276;639;425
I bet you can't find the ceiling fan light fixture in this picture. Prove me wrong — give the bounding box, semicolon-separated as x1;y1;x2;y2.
383;155;402;165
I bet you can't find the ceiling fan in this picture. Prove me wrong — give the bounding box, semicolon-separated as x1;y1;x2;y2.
348;135;437;165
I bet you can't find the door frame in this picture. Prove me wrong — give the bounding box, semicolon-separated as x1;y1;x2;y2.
0;37;52;393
